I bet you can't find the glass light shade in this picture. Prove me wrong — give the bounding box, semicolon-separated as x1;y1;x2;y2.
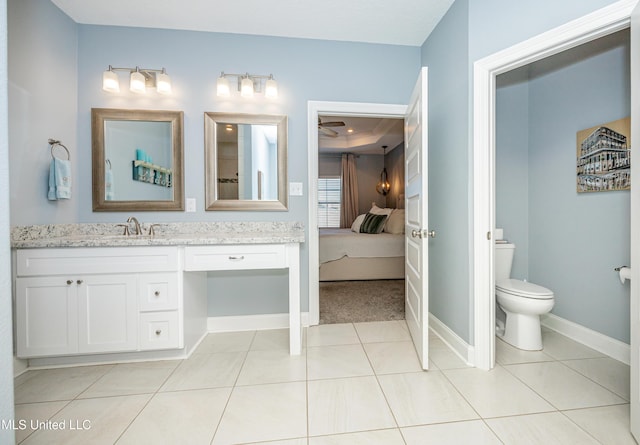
240;77;254;97
216;76;230;96
102;69;120;93
265;77;278;98
376;169;391;195
156;71;172;94
130;70;146;93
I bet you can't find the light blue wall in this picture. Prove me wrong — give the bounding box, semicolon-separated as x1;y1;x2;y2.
8;0;78;225
528;35;630;342
468;0;620;61
496;74;529;280
8;2;420;317
421;0;621;344
496;32;631;343
420;0;471;342
1;0;15;440
74;27;418;316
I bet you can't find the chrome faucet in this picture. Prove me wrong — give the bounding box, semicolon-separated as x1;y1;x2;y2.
127;216;142;235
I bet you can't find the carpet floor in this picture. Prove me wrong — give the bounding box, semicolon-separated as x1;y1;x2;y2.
319;279;405;324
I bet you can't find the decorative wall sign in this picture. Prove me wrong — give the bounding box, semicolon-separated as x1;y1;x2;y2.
576;117;630;193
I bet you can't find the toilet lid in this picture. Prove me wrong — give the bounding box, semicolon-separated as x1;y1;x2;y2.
496;278;553;299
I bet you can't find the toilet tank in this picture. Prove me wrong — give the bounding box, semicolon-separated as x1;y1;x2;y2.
495;243;515;282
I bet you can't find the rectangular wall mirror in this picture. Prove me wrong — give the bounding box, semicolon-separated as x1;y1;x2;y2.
204;112;288;211
92;108;184;211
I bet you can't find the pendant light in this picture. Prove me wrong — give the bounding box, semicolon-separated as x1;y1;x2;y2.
376;145;391;196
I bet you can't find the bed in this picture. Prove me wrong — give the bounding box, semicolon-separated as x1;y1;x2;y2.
319;227;405;281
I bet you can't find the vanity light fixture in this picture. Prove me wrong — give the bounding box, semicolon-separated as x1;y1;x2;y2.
102;65;172;95
216;72;278;99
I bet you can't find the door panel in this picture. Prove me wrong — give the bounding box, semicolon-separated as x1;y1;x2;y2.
405;67;430;369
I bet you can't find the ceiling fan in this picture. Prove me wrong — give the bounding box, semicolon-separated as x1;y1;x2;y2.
318;118;345;138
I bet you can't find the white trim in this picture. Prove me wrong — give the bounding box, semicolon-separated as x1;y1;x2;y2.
472;0;637;371
542;313;630;365
207;312;310;333
429;313;475;366
307;101;407;326
24;332;207;369
13;357;28;378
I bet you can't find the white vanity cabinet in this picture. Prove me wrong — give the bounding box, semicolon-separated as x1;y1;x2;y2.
15;247;181;358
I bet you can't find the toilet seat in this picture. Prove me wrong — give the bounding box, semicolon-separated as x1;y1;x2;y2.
496;278;553;300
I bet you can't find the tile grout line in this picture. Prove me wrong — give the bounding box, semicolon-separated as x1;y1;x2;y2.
207;330;256;445
112;359;191;444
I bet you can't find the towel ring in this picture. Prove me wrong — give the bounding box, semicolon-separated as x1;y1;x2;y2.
48;138;70;161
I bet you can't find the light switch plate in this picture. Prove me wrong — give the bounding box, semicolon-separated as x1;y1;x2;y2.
289;182;303;196
186;198;196;212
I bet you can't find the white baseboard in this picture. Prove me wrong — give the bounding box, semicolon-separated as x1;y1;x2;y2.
208;312;310;333
14;356;28;377
541;313;630;365
429;313;475;366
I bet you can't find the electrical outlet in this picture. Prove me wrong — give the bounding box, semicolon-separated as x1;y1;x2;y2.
289;182;303;196
186;198;196;212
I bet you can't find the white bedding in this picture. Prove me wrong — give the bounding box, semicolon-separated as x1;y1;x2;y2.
319;228;405;264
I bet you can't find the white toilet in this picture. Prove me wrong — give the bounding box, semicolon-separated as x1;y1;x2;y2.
495;243;554;350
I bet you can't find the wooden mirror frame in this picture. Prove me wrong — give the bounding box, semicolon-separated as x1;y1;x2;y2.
204;112;288;211
92;108;184;212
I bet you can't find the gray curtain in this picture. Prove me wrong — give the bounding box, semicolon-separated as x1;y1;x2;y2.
340;153;359;228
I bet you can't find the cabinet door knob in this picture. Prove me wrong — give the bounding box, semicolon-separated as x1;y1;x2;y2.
66;280;73;285
155;329;162;336
76;279;83;285
154;291;160;296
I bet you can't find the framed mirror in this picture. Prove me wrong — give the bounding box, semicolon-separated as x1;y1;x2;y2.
204;112;288;211
92;108;184;211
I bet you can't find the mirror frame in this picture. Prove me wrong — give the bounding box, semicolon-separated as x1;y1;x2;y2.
204;112;288;211
92;108;184;212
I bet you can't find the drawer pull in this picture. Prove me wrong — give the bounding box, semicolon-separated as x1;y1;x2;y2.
228;255;245;261
76;279;83;285
155;329;162;336
154;291;160;296
66;279;73;285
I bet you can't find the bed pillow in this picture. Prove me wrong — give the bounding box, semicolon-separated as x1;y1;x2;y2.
384;209;405;234
350;214;366;232
359;212;388;234
369;202;394;217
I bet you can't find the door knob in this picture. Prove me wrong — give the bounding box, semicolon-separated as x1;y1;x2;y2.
411;229;436;239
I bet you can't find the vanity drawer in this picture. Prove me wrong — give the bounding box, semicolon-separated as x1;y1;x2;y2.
138;273;179;311
139;311;180;350
17;247;180;276
184;245;286;271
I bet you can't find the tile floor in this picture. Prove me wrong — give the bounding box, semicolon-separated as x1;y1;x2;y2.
12;321;635;444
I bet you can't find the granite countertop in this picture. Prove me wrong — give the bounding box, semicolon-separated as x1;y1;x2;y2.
11;222;305;249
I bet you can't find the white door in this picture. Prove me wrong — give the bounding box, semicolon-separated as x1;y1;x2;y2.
405;67;431;369
630;0;640;439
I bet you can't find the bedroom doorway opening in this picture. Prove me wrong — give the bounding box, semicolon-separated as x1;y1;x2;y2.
317;114;405;324
307;101;408;327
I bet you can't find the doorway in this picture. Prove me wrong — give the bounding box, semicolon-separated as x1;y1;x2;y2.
471;0;635;370
317;114;406;324
307;102;408;326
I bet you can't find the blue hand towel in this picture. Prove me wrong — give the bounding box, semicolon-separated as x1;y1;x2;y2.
105;169;114;200
47;158;72;200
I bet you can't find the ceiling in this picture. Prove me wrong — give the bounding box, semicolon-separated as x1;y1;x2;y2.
51;0;454;46
318;116;404;155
